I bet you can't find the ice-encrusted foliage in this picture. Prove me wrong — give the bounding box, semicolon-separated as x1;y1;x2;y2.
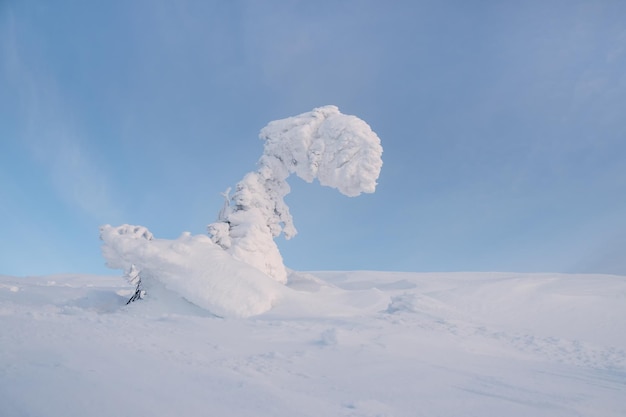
99;224;286;317
99;106;382;312
124;264;145;304
208;105;383;283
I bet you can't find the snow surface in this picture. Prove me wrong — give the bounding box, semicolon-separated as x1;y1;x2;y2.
1;270;625;417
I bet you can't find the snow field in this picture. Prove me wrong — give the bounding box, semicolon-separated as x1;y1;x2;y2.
1;270;625;417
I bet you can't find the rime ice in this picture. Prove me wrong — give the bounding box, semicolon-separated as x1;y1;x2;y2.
100;224;286;317
209;105;383;282
100;106;383;313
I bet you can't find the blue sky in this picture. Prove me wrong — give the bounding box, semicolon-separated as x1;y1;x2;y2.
1;0;625;276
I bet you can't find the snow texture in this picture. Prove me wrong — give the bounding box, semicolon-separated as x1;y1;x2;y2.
208;105;383;282
1;270;625;417
99;224;287;318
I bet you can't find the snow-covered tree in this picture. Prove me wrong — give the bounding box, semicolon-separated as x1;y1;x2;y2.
125;264;145;304
208;105;383;283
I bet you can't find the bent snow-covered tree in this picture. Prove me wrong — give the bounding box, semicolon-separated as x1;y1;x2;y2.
208;105;383;283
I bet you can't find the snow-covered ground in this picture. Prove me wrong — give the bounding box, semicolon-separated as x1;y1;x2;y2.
1;270;624;416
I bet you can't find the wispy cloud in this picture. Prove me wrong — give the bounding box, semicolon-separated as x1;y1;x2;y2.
30;123;122;223
2;7;121;224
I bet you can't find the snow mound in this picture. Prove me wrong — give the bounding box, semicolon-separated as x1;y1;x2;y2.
100;224;287;318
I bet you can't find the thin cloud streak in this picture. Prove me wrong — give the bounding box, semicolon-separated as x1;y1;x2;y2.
2;9;122;224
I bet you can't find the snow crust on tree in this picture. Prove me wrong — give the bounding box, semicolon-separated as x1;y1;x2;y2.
98;106;382;316
208;105;383;283
100;224;287;318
